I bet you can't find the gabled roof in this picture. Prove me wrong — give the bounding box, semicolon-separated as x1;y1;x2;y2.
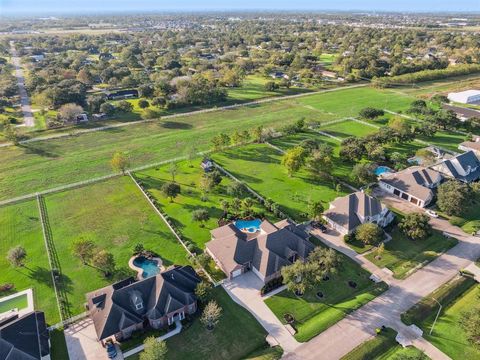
0;311;50;360
436;151;480;183
380;166;442;201
206;220;314;279
324;192;388;232
87;265;200;341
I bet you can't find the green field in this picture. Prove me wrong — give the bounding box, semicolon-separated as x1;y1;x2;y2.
0;200;59;323
128;287;269;360
0;86;414;201
0;293;28;313
265;248;388;342
319;120;379;139
422;283;480;359
43;176;188;316
365;216;458;279
212;143;350;221
134;160;277;251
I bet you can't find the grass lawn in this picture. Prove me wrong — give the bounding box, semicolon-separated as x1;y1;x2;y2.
341;328;427;360
212;143;350;221
243;346;283;360
319;120;378;139
0;200;60;323
129;287;269;360
446;192;480;234
50;329;69;360
319;53;337;67
421;283;480;359
134;160;277;251
417;130;466;152
265;248;388;342
269;130;360;187
0;85;412;201
228;74;312;102
365;215;457;279
0;293;28;313
44;176;189;316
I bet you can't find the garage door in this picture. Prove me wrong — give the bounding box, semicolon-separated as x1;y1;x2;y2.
231;269;243;278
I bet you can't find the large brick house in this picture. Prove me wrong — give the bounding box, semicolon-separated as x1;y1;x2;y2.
206;219;314;283
86;265;200;344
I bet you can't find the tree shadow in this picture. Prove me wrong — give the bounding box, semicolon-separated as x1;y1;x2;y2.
161;121;193;130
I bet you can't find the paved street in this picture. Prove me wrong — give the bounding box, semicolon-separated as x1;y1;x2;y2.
222;272;301;353
283;191;480;360
9;40;35;127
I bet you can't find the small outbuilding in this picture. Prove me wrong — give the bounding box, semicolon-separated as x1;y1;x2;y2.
447;90;480;104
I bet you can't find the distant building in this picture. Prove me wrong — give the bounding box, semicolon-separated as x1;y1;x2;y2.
379;166;442;207
324;192;394;235
99;53;114;61
75;113;88;123
106;89;139;100
206;219;314;283
447;90;480;104
29;54;44;62
0;311;50;360
442;104;480;121
200;158;214;172
86;265;200;344
432;150;480;183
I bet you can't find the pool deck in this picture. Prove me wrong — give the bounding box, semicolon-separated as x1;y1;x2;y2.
128;256;164;280
0;288;34;320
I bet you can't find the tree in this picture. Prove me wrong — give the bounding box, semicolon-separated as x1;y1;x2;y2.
226;182;245;197
307;200;324;221
7;246;27;267
132;243;144;255
399;213;432;241
307;247;340;281
117;100;134;113
92;250;116;277
340;137;365;162
110;152;130;175
192;209;210;226
201;300;222;330
161;182;181;202
72;239;96;265
195;281;213;303
264;81;279;91
359;107;384;119
415;148;437;166
250;126;264;143
307;146;333;181
460;305;480;348
57;103;84;123
437;180;471;216
281;146;306;176
375;242;385;259
352;163;377;185
140;337;167;360
3;123;19;145
355;223;383;246
169;162;178;182
281;260;315;295
99;102;115;115
138;99;150;109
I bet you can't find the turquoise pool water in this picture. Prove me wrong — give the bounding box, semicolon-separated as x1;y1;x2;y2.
133;256;160;278
374;166;394;176
234;219;262;233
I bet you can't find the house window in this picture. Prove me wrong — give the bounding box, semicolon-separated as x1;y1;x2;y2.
401;193;409;200
393;189;400;196
135;302;143;311
410;197;418;205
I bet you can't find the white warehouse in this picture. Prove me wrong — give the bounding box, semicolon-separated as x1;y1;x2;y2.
448;90;480;104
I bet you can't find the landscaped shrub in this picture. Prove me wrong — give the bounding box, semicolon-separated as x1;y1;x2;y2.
261;276;284;295
449;216;467;227
0;283;14;292
344;233;354;243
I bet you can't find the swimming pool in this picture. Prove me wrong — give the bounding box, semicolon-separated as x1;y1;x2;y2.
408;156;423;165
234;219;262;233
132;256;160;278
374;166;394;176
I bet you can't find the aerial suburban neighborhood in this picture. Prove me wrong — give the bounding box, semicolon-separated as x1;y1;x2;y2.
1;1;480;360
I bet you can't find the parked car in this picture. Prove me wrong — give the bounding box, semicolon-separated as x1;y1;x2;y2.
426;210;439;218
106;342;117;359
311;221;328;233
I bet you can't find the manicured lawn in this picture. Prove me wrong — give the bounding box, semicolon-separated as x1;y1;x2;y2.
0;201;60;323
134;160;277;251
319;53;337;67
265;249;388;342
0;293;28;313
319;120;378;139
446;192;480;234
50;329;69;360
417;130;466;152
212;143;350;221
342;328;427;360
269;130;359;186
244;346;283;360
129;287;269;360
365;215;457;279
0;85;412;201
44;176;189;316
422;283;480;359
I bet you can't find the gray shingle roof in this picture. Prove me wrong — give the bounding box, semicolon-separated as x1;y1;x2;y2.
441;151;480;182
0;311;49;360
206;220;314;279
87;265;200;341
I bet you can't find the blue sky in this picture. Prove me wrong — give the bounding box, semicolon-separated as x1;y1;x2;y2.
0;0;478;15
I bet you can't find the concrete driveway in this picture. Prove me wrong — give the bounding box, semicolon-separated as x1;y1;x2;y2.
222;272;300;354
65;318;122;360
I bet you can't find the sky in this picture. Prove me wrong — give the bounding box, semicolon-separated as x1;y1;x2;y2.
0;0;479;15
